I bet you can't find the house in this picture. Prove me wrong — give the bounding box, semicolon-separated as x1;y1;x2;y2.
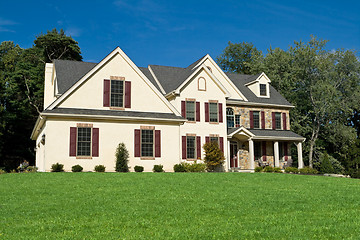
31;47;305;172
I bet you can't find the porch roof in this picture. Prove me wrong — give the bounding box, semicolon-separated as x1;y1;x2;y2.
227;127;305;141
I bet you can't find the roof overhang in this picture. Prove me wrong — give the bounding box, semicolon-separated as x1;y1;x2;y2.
226;99;294;109
244;72;271;86
30;115;46;140
228;126;255;138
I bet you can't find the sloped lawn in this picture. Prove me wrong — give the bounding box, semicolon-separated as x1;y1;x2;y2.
0;172;359;239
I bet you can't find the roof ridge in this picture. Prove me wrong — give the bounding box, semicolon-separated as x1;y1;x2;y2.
149;64;186;69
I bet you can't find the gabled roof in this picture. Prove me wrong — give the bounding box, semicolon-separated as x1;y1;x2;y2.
54;60;97;94
227;127;305;141
226;72;292;106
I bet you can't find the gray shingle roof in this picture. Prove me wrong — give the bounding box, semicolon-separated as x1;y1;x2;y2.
54;60;97;94
138;67;163;93
225;72;292;106
227;127;304;139
43;108;185;120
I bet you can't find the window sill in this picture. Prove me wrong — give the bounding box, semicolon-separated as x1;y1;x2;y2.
109;107;125;110
76;156;92;159
186;121;196;124
209;122;219;125
140;157;155;160
186;158;200;161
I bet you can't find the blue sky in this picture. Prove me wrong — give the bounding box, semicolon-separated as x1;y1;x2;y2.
1;0;359;67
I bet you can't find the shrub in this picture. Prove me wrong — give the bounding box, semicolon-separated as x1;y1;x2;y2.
51;163;64;172
349;169;360;179
72;164;83;172
25;166;38;173
254;166;263;172
174;163;186;172
203;141;225;172
94;165;106;172
274;167;282;173
153;165;164;172
285;167;299;174
0;169;6;174
319;153;335;174
115;143;129;172
299;166;319;175
263;166;274;172
186;162;206;172
134;165;144;172
10;169;17;173
314;152;345;174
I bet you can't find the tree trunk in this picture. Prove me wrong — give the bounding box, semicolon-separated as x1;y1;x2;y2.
308;118;320;168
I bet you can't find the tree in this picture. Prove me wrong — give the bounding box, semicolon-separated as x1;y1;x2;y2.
34;28;82;63
216;41;263;74
115;143;129;172
203;142;225;172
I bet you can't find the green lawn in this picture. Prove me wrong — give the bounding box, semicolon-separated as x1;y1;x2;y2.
0;173;359;239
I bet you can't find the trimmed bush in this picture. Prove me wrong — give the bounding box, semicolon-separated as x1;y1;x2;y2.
25;166;38;173
51;163;64;172
203;142;225;172
285;167;299;174
94;165;106;172
263;166;274;172
254;166;263;172
174;163;186;172
115;143;129;172
186;162;206;172
134;166;144;172
153;165;164;172
0;169;6;174
299;166;319;175
72;164;83;172
274;167;282;173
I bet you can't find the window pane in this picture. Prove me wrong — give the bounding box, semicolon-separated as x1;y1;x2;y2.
275;113;281;129
111;80;124;107
226;108;234;128
260;84;266;96
187;136;196;159
210;137;219;146
141;130;154;157
186;101;195;121
209;103;218;122
77;127;91;156
254;142;261;159
253;111;260;129
235;115;241;126
279;142;284;159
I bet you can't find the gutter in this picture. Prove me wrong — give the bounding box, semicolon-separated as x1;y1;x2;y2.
226;99;294;109
30;115;46;140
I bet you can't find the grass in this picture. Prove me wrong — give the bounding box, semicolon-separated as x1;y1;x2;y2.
0;172;359;239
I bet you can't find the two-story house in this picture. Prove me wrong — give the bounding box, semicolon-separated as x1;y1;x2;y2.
31;47;305;172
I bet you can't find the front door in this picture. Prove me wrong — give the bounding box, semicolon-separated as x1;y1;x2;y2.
230;141;238;168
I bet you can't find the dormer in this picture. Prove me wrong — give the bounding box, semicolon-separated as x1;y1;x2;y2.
245;72;271;98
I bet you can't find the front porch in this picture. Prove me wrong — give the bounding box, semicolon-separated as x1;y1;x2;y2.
227;127;305;171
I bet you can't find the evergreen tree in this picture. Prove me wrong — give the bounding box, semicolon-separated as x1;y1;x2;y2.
115;143;129;172
203;142;225;172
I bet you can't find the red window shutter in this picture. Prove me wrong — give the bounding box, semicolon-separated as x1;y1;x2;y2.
261;111;265;129
205;136;210;143
125;81;131;108
262;141;266;161
196;136;201;159
196;102;200;122
134;129;141;157
181;101;186;118
250;111;254;129
282;113;287;130
69;127;77;156
103;80;110;107
155;130;161;157
205;102;209;122
92;128;99;157
272;112;276;130
182;136;187;159
284;142;288;161
220;137;224;152
218;103;223;123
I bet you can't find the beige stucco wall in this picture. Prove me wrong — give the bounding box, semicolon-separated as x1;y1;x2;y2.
58;53;173;114
44;63;57;109
170;68;228;162
37;118;181;172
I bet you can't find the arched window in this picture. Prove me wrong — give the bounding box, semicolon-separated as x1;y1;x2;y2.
198;77;206;91
226;108;234;128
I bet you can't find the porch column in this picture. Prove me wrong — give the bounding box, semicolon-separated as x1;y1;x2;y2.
249;139;255;170
227;139;231;170
297;142;304;169
274;141;280;167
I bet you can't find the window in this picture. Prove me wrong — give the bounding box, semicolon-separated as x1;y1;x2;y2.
186;136;196;159
275;113;281;129
186;101;195;121
260;84;266;96
110;80;124;107
209;102;218;122
141;129;154;157
235;115;241;127
77;127;91;156
226;108;234;128
253;111;260;129
254;142;261;160
210;136;219;144
279;142;284;160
